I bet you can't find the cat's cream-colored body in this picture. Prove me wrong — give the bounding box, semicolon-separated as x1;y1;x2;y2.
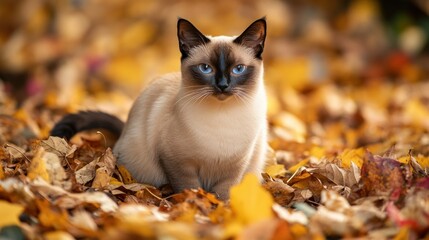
114;33;268;199
51;18;268;199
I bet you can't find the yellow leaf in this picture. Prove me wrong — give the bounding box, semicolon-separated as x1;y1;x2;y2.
109;177;123;186
404;99;429;129
28;148;50;182
0;200;24;227
265;164;286;178
92;149;116;189
175;207;197;223
397;156;409;164
118;165;136;184
288;159;309;172
91;168;111;189
223;220;244;239
398;155;429;170
44;231;74;240
415;156;429;169
310;146;326;159
394;227;410;240
339;148;364;169
0;163;5;180
158;222;197;240
230;174;274;225
290;224;308;238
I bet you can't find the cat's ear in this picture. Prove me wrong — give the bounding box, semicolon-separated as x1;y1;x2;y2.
177;18;210;58
233;17;266;59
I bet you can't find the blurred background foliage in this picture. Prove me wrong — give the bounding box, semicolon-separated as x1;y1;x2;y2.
1;0;428;99
1;0;429;154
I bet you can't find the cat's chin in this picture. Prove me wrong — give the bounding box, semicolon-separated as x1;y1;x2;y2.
214;93;232;101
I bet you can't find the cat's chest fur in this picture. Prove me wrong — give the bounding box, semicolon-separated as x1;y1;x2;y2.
177;99;263;160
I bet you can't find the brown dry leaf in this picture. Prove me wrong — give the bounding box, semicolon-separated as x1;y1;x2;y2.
312;190;386;236
41;136;73;158
263;180;294;206
43;150;70;190
3;143;27;160
0;178;35;204
75;159;97;185
69;210;98;233
28;147;71;190
361;151;410;196
308;162;360;187
30;178;117;212
91;148;116;189
37;199;99;238
272;204;308;225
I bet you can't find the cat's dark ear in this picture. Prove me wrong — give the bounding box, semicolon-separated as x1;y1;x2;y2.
177;18;210;59
233;17;267;59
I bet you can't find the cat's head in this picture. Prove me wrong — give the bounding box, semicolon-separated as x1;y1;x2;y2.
178;18;266;101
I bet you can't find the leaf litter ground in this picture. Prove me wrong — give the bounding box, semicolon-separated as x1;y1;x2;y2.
0;81;429;239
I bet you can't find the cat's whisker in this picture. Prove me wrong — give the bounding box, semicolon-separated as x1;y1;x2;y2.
198;91;213;104
178;89;212;113
182;85;211;89
233;89;253;108
236;93;249;108
175;90;201;106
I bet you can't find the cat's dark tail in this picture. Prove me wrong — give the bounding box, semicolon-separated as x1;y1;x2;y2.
50;111;124;141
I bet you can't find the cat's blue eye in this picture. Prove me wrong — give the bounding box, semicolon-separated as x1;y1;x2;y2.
198;64;213;74
232;64;246;74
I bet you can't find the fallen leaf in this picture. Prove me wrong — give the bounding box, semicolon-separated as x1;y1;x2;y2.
0;162;5;180
361;151;410;196
28;147;70;190
0;200;24;227
272;204;308;225
308;162;360;187
238;218;283;240
230;174;274;225
339;148;365;169
75;159;97;185
30;178;117;212
263;180;294;206
265;164;286;178
69;210;98;232
41;136;73;157
27;147;50;182
92;148;116;189
44;231;75;240
118;165;136;184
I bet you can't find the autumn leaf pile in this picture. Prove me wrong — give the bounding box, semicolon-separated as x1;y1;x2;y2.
1;0;429;239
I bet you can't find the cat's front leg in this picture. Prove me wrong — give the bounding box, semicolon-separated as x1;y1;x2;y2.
211;174;243;200
162;159;201;194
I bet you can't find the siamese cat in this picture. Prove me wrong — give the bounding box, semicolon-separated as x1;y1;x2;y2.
51;18;268;199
